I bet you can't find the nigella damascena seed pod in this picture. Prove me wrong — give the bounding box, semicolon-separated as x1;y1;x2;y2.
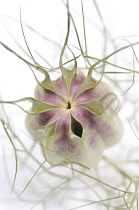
26;71;123;168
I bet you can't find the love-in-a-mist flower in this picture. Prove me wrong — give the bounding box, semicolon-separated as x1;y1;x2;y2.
26;69;123;168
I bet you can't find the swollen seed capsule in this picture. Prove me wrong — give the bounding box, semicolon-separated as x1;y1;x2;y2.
26;71;123;168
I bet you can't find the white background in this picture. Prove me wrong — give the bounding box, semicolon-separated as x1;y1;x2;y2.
1;0;139;210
